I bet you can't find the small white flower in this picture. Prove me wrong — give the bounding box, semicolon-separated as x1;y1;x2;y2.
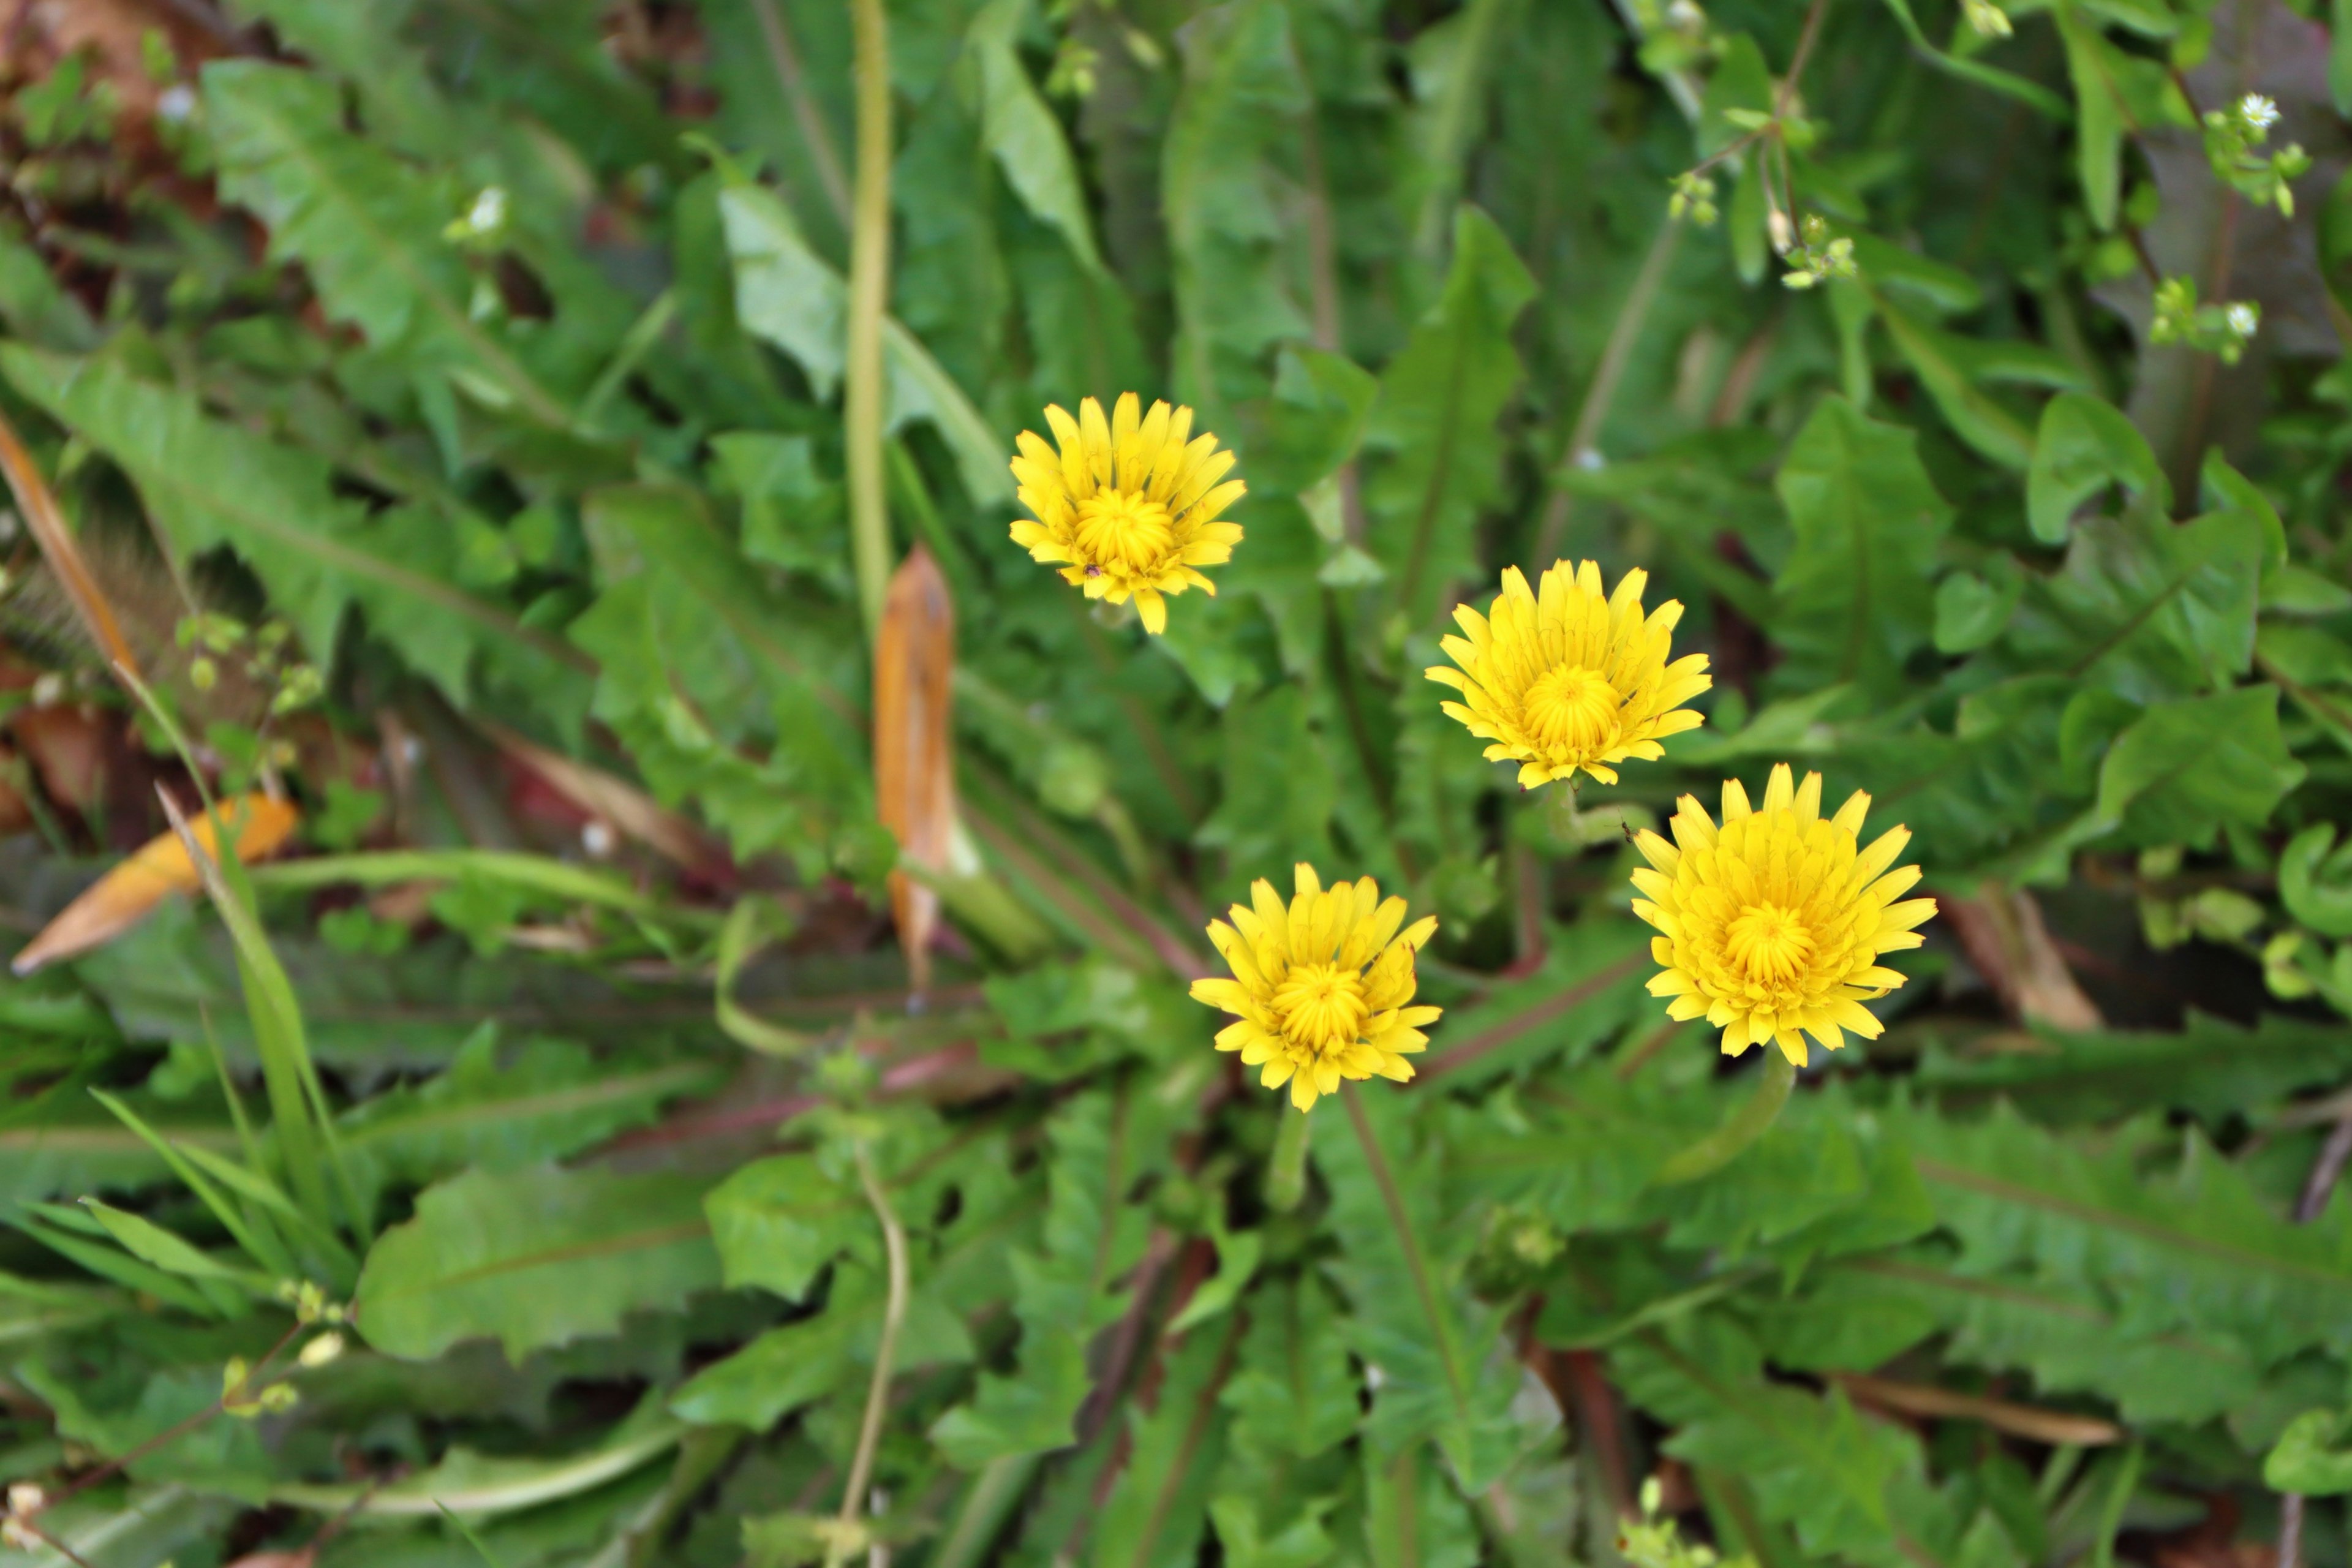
2224;302;2260;337
297;1330;346;1368
2240;94;2280;132
157;85;197;123
466;186;509;234
581;820;617;858
30;673;64;707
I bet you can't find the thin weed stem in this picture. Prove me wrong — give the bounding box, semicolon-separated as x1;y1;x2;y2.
829;1141;910;1568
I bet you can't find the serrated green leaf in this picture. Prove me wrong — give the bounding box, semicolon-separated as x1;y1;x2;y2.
1315;1091;1526;1491
720;183;1011;503
1222;1277;1360;1463
355;1164;720;1361
704;1152;864;1300
1091;1317;1242;1568
1362;206;1537;624
2095;685;2305;847
1771;396;1953;699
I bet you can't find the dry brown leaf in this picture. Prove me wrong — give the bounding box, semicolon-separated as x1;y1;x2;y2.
13;792;298;973
1942;884;2103;1031
873;547;954;996
0;405;142;682
486;723;717;869
1832;1371;2122;1447
10;702;115;815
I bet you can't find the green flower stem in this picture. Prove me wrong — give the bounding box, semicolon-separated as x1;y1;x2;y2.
845;0;893;643
1267;1103;1314;1212
829;1140;909;1568
1653;1048;1796;1185
1548;782;1584;845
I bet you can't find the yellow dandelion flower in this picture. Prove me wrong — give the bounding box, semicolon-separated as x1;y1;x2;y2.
1425;560;1713;788
1007;392;1245;635
1630;763;1937;1067
1188;864;1442;1112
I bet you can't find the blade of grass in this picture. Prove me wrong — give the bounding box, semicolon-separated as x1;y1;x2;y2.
88;1088;296;1281
9;1214;225;1317
248;849;684;921
151;785;345;1234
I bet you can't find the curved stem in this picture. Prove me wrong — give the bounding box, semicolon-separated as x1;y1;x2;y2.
845;0;894;643
1653;1049;1796;1185
1266;1103;1313;1212
831;1140;910;1568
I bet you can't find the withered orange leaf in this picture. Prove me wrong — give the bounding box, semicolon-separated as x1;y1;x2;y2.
14;793;300;974
873;547;954;995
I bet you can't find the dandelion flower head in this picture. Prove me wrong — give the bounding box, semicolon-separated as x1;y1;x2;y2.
1630;764;1936;1066
1189;864;1441;1112
1008;393;1245;635
1426;560;1712;788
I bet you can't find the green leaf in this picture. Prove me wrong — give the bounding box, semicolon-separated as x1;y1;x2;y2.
337;1032;719;1211
930;1087;1184;1465
2264;1408;2352;1496
1771;396;1953;699
712;431;850;592
271;1406;687;1517
355;1164;720;1361
0;345;586;712
719;183;1011;504
1918;1008;2352;1125
1893;1098;2352;1366
1934;561;2026;654
1402;0;1515;254
1315;1091;1526;1491
202;61;575;427
77;1200;267;1293
1210;1496;1336;1568
1762;1253;2260;1427
1362;206;1537;623
966;0;1102;271
1168;1227;1261;1335
1359;1444;1481;1568
1197;687;1337;870
1614;1319;1971;1567
1872;297;2038;470
1163;0;1311;414
1873;0;2072;119
1221;1277;1361;1463
2094;685;2305;847
671;1309;856;1429
704;1153;864;1300
2027;391;2166;545
2281;823;2352;937
1090;1317;1242;1568
2056;6;2127;230
10;1213;225;1318
2003;507;2266;702
572;483;864;869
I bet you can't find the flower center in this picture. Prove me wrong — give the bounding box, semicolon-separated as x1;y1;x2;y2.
1271;962;1371;1055
1522;665;1621;755
1725;903;1815;985
1074;489;1175;574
